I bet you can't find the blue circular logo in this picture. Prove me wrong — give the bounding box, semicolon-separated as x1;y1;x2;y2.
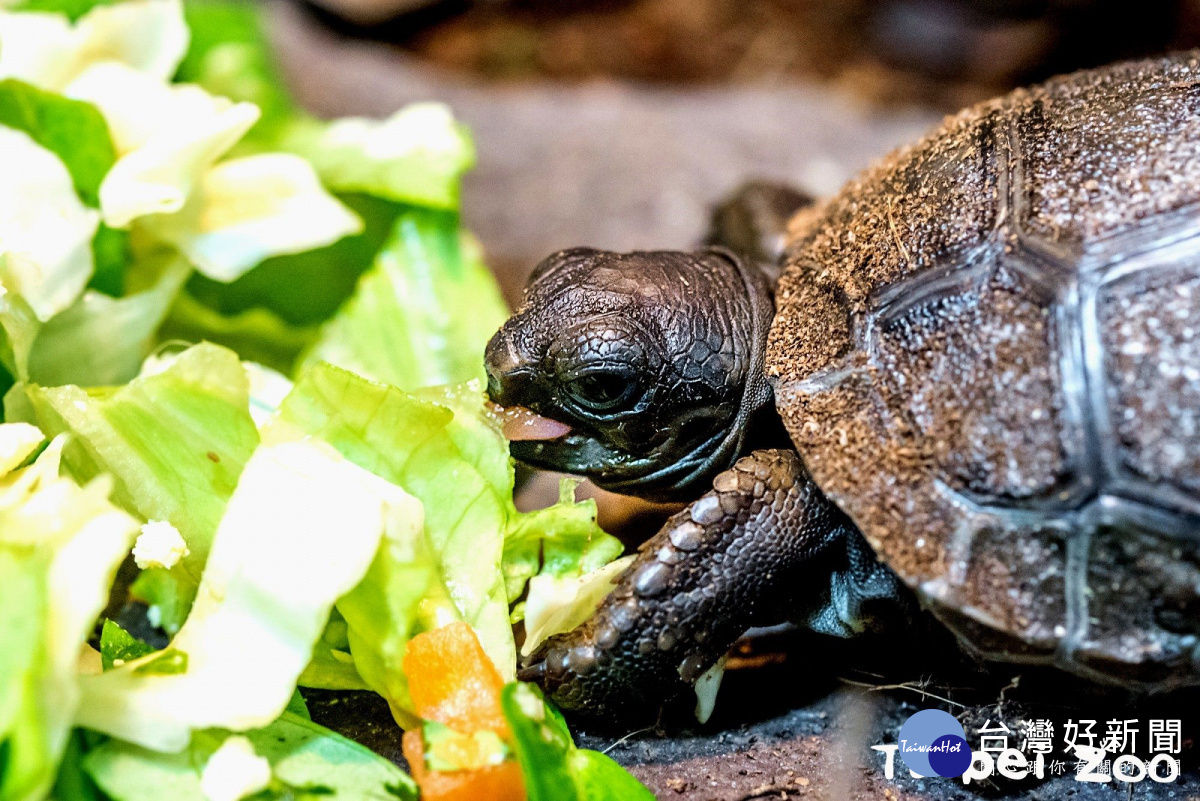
898;710;972;777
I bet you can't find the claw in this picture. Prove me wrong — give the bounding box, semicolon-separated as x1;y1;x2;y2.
517;661;547;683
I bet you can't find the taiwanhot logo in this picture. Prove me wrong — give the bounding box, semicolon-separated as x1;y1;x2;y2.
897;709;973;778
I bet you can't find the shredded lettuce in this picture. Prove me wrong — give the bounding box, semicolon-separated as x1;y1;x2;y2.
83;712;418;801
157;291;316;376
522;555;634;657
22;342;259;630
175;0;297;150
302;208;508;391
504;477;624;606
277;365;514;712
0;125;98;324
0;433;140;801
501;683;654;801
0;2;650;797
0;79;115;209
0;0;189;88
281;104;475;212
26;251;190;388
99;620;155;671
75;436;413;752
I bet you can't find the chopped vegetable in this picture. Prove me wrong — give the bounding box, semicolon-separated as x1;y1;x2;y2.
0;433;139;801
83;712;418;801
0;0;651;796
23;342;260;630
74;437;415;752
400;624;525;801
132;520;189;570
281;104;475;211
198;735;271;801
523;555;634;657
404;622;510;735
99;620;155;671
279;365;516;713
301;208;507;392
501;683;655;801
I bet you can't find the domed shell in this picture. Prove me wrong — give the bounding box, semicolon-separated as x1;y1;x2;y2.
768;52;1200;689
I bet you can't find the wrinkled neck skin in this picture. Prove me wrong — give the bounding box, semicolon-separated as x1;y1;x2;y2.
608;254;778;500
486;247;785;504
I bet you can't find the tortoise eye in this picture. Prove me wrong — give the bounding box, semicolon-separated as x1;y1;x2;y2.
566;370;638;411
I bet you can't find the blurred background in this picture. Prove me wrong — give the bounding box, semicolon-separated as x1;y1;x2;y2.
268;0;1200;307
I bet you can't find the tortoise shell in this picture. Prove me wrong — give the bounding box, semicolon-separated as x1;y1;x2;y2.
768;52;1200;689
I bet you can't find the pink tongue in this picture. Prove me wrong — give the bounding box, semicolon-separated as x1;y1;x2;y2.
491;404;573;441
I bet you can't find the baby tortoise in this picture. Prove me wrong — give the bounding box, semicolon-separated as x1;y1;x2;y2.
485;52;1200;718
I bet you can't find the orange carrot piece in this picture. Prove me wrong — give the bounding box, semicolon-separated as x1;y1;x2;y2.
403;719;526;801
403;622;510;737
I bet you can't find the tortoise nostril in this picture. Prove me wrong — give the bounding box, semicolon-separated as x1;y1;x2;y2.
484;331;525;402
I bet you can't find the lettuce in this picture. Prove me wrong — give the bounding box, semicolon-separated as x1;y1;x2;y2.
157;291;316;376
503;477;624;606
522;555;634;657
175;0;297;151
302;209;508;392
183;192;401;327
83;712;418;801
0;79;114;209
278;365;627;729
139;152;362;281
0;433;140;801
281;104;474;212
22;343;260;631
0;0;189;89
27;251;190;388
75;437;412;752
501;683;654;801
277;365;514;718
0;125;98;324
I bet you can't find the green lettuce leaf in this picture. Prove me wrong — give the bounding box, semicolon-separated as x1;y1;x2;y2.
280;104;474;211
302;209;508;392
22;343;259;630
184;192;401;327
83;712;418;801
501;683;654;801
75;436;406;752
158;290;317;376
503;478;623;605
50;730;108;801
0;79;115;208
27;251;190;388
522;555;633;657
0;79;134;303
6;0;114;21
278;365;515;720
175;0;297;151
0;435;140;801
99;620;155;671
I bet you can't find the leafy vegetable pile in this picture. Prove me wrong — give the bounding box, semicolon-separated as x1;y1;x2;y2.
0;1;650;798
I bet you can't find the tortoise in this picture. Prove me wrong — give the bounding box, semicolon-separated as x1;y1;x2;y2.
484;51;1200;717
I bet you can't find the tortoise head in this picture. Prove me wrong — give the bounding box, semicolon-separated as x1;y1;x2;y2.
485;247;774;501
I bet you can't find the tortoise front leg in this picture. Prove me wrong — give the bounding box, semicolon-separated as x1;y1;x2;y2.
520;449;909;718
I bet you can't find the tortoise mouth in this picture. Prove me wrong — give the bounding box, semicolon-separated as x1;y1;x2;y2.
489;402;574;441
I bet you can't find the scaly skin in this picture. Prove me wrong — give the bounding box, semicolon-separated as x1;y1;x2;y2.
522;450;842;715
487;189;912;719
